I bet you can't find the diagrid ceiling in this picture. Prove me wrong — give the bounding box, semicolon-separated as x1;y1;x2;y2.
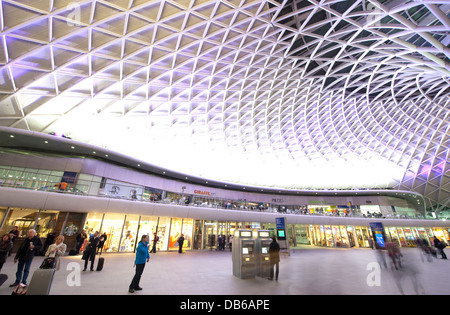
0;0;449;210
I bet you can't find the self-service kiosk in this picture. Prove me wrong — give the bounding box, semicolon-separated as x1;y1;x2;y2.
232;230;256;279
254;230;271;278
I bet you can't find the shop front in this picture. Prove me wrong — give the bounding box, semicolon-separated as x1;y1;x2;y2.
203;220;239;251
83;213;194;252
305;224;372;248
2;206;450;254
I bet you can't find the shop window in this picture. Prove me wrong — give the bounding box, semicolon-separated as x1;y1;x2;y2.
0;207;7;227
137;216;159;250
101;213;125;253
35;210;59;236
120;215;139;252
204;220;217;250
84;212;104;246
169;218;183;250
182;219;193;249
0;208;39;237
157;217;170;251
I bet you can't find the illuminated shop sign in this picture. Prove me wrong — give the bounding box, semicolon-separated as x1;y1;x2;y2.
309;200;328;205
194;190;211;196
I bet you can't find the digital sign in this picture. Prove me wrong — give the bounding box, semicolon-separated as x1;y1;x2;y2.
277;229;286;240
369;222;386;249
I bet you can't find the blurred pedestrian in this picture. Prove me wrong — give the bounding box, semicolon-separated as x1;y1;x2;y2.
391;250;425;295
386;242;402;270
433;236;447;259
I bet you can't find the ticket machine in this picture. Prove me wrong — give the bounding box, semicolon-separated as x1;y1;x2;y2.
232;230;256;279
254;230;271;278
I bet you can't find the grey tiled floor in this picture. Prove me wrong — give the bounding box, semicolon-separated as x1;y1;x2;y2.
1;247;449;295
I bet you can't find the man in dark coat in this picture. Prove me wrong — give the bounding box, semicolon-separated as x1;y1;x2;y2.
268;236;280;281
10;229;42;286
82;231;100;271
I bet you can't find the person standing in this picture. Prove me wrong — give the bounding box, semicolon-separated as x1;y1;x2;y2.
8;226;20;256
129;235;150;293
41;231;56;257
268;236;280;281
97;232;107;254
10;229;42;286
75;230;87;254
82;231;100;271
45;235;67;270
177;234;185;253
151;232;159;253
0;234;13;272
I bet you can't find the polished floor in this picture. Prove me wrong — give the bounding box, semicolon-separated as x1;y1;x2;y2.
1;246;449;296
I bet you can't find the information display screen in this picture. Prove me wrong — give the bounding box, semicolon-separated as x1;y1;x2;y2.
369;222;386;249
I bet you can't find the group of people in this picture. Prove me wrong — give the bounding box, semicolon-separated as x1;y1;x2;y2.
75;230;107;255
0;228;67;288
74;230;108;271
0;227;108;288
217;235;229;251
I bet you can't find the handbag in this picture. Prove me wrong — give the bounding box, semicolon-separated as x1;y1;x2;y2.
40;257;56;269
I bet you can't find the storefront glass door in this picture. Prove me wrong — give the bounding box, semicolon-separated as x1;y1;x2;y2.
119;215;139;252
101;213;125;252
137;216;159;250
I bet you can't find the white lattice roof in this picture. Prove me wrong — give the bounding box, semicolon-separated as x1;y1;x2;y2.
0;0;448;208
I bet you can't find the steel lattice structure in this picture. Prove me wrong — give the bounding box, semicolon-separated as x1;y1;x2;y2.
0;0;448;211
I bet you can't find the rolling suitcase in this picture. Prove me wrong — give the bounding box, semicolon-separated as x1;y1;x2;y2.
27;268;55;295
96;257;105;271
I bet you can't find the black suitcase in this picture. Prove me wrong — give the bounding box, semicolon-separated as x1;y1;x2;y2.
96;257;105;271
69;249;77;256
0;274;8;287
27;269;55;295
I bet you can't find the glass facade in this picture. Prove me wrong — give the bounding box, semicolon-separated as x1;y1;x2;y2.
0;162;428;220
82;213;193;252
1;207;450;254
